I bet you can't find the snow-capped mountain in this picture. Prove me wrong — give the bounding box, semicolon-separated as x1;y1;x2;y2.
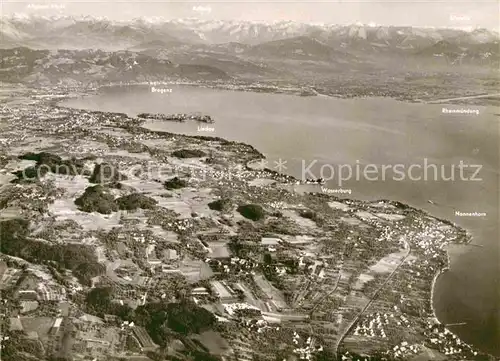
2;14;498;48
1;14;190;50
1;14;498;66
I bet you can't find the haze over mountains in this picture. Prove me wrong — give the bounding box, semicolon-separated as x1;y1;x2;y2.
1;14;498;90
1;15;498;60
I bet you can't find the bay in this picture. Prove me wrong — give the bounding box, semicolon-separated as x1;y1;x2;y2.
62;84;499;355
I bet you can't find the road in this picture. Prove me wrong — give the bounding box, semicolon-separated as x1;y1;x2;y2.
334;243;412;357
58;309;75;359
309;272;342;315
424;93;500;104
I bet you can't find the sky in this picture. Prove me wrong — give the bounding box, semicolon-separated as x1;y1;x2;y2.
1;0;499;30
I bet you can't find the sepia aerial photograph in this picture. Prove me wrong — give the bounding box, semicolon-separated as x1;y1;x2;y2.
0;0;498;360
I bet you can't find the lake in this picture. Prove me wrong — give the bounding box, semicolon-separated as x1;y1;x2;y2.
62;84;499;355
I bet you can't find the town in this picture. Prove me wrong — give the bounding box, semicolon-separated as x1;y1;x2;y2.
137;112;214;124
0;84;495;361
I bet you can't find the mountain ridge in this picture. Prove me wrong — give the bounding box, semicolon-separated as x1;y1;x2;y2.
2;14;498;50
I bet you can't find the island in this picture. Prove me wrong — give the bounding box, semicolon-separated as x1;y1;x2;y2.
137;112;215;123
0;84;495;361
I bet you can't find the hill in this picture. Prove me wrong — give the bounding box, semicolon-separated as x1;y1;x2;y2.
0;47;230;85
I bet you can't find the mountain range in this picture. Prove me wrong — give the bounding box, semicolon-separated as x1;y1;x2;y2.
1;15;498;87
0;47;230;85
2;15;498;61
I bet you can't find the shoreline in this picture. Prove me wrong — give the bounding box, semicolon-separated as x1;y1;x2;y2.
430;240;453;323
52;85;486;356
430;266;449;323
46;80;493;107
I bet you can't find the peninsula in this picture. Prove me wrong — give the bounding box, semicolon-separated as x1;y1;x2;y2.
0;84;494;361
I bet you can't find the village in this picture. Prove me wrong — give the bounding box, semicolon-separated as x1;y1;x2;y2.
0;85;492;361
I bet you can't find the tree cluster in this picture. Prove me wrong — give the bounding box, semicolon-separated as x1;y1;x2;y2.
171;149;207;158
237;204;266;221
74;185;118;214
207;198;232;212
164;177;188;190
0;219;104;286
134;301;216;345
12;152;88;182
116;193;158;211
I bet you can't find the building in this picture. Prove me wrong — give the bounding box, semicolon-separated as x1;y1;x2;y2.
132;326;158;351
49;317;63;335
211;280;238;303
20;301;39;314
208;245;231;259
0;267;22;290
180;260;214;283
261;237;281;246
162;249;178;261
191;287;209;296
37;283;66;301
17;290;38;301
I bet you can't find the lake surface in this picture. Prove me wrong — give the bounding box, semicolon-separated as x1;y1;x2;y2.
62;84;499;355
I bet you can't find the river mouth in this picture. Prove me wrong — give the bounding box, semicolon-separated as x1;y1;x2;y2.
60;84;500;356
